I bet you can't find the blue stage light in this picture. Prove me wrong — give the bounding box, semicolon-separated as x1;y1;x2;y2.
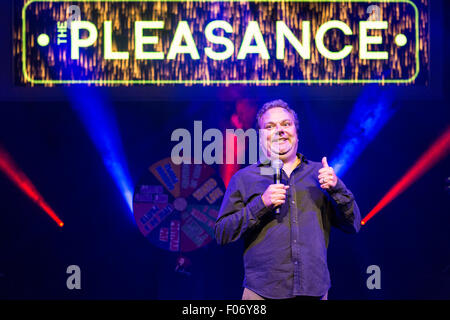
67;86;134;214
330;86;395;177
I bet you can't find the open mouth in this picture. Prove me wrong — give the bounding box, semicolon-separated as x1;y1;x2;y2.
271;138;290;154
273;138;289;143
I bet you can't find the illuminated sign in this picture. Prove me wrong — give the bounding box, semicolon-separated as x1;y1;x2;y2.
15;0;429;85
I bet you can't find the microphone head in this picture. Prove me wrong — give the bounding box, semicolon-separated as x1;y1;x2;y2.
271;159;284;170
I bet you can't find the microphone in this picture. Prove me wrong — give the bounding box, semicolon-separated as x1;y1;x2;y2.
271;159;284;214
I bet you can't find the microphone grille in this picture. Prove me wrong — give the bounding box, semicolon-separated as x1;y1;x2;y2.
271;159;283;169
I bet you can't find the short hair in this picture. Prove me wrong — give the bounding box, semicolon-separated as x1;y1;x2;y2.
256;99;299;131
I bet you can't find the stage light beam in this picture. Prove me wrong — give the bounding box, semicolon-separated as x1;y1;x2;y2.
0;145;64;227
68;87;134;215
330;86;395;177
361;126;450;226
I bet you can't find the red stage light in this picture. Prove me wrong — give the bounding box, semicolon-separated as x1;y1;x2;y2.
0;145;64;227
362;126;450;225
220;133;242;188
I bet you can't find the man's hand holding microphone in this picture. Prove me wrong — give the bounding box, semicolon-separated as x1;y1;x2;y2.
261;184;290;210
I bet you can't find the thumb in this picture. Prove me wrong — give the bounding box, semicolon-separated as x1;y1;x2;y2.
322;156;329;168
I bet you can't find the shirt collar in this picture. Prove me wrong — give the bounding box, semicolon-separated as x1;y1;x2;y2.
257;153;308;167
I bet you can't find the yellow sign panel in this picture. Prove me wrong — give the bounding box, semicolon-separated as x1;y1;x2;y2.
19;0;424;85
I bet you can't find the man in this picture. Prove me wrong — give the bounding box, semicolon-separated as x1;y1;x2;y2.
215;99;361;300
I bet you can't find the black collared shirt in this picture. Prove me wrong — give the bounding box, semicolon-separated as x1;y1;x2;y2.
215;154;361;299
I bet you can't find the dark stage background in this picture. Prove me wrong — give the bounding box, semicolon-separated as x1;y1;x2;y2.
0;0;449;300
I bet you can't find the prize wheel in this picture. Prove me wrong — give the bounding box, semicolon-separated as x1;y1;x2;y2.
133;158;225;252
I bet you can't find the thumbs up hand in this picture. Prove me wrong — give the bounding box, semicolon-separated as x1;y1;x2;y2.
318;156;337;189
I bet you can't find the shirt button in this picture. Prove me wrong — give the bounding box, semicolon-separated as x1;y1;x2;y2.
293;240;297;243
291;201;295;204
294;261;298;265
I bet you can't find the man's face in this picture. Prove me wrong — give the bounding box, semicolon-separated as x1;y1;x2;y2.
259;107;298;161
